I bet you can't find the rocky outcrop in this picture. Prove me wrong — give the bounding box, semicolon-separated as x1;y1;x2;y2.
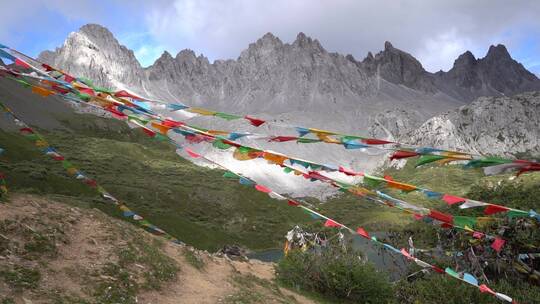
435;45;540;101
407;91;540;156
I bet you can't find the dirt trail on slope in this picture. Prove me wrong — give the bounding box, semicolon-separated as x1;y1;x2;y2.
0;194;315;304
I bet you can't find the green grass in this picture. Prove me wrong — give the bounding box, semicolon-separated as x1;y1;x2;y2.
0;265;41;290
183;249;206;270
0;114;312;251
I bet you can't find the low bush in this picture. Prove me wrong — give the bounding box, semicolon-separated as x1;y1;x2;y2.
276;244;393;303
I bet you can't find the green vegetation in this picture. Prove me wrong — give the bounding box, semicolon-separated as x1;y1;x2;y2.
0;114;312;251
183;249;206;270
0;265;41;290
276;241;393;303
226;273;298;304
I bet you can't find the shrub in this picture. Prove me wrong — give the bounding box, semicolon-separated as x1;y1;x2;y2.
276;245;393;303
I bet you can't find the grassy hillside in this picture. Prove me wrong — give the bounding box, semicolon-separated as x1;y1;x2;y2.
0;114;313;251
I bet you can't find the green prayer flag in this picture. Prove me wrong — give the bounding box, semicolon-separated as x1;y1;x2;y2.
215;112;242;120
283;167;293;173
223;171;238;179
445;267;460;278
93;86;114;94
454;216;477;229
153;133;168;142
213;139;232;150
340;135;362;143
415;155;447;167
507;210;530;218
62;160;73;169
465;157;512;168
296;138;321;143
363;175;383;188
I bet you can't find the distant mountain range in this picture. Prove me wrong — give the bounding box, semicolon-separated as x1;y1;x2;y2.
6;23;539;195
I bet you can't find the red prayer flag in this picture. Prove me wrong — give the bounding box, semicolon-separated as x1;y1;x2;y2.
442;194;466;205
162;119;184;128
19;127;34;134
390;150;419;161
53;155;65;161
413;214;423;220
269;136;297;142
52;85;70;94
42;63;54;71
517;164;540;176
114;90;142;99
142;128;156;137
428;210;453;224
361;138;393;145
356;227;370;239
244;115;265;127
185;148;201;158
491;237;505;252
15;58;31;69
432;265;445;273
287;200;300;206
472;231;484;239
400;248;413;259
254;184;272;193
79;87;95;96
484;205;509;215
479;284;495;295
324;219;342;228
64;74;75;83
339;166;362;176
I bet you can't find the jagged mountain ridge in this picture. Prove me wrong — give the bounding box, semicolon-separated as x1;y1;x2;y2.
29;24;540;196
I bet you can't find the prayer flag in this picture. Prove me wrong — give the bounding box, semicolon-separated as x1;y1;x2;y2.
324;219;342;228
428;210;453;224
295;127;310;137
390;150;418;160
15;58;31;69
244;115;265;127
215;112;241;120
356;227;369;239
463;273;478;286
254;184;272;193
361;138;393;145
415;155;447;167
167;103;189;111
287;200;300;206
484;205;509;215
442;194;466;205
491;237;505;252
185;148;201;158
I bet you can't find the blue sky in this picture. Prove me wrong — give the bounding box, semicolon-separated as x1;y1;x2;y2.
1;0;539;75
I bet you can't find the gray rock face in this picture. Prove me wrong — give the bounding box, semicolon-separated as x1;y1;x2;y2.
361;41;438;93
407;91;540;156
435;45;540;101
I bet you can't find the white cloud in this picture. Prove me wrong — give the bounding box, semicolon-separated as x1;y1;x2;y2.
141;0;540;71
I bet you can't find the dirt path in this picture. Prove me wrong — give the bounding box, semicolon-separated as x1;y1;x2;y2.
0;194;316;304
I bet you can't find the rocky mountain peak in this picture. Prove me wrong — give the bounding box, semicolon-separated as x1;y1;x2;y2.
292;32;324;51
78;23;115;40
485;44;511;61
363;41;436;92
453;51;476;68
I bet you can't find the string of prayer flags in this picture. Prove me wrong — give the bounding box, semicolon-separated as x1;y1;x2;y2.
5;61;537;225
1;43;539;179
0;102;184;246
0;65;518;303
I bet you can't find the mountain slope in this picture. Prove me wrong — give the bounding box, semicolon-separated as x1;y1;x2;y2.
0;194;313;304
407;91;540;156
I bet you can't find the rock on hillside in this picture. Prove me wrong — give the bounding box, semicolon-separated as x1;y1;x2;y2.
407;91;540;156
